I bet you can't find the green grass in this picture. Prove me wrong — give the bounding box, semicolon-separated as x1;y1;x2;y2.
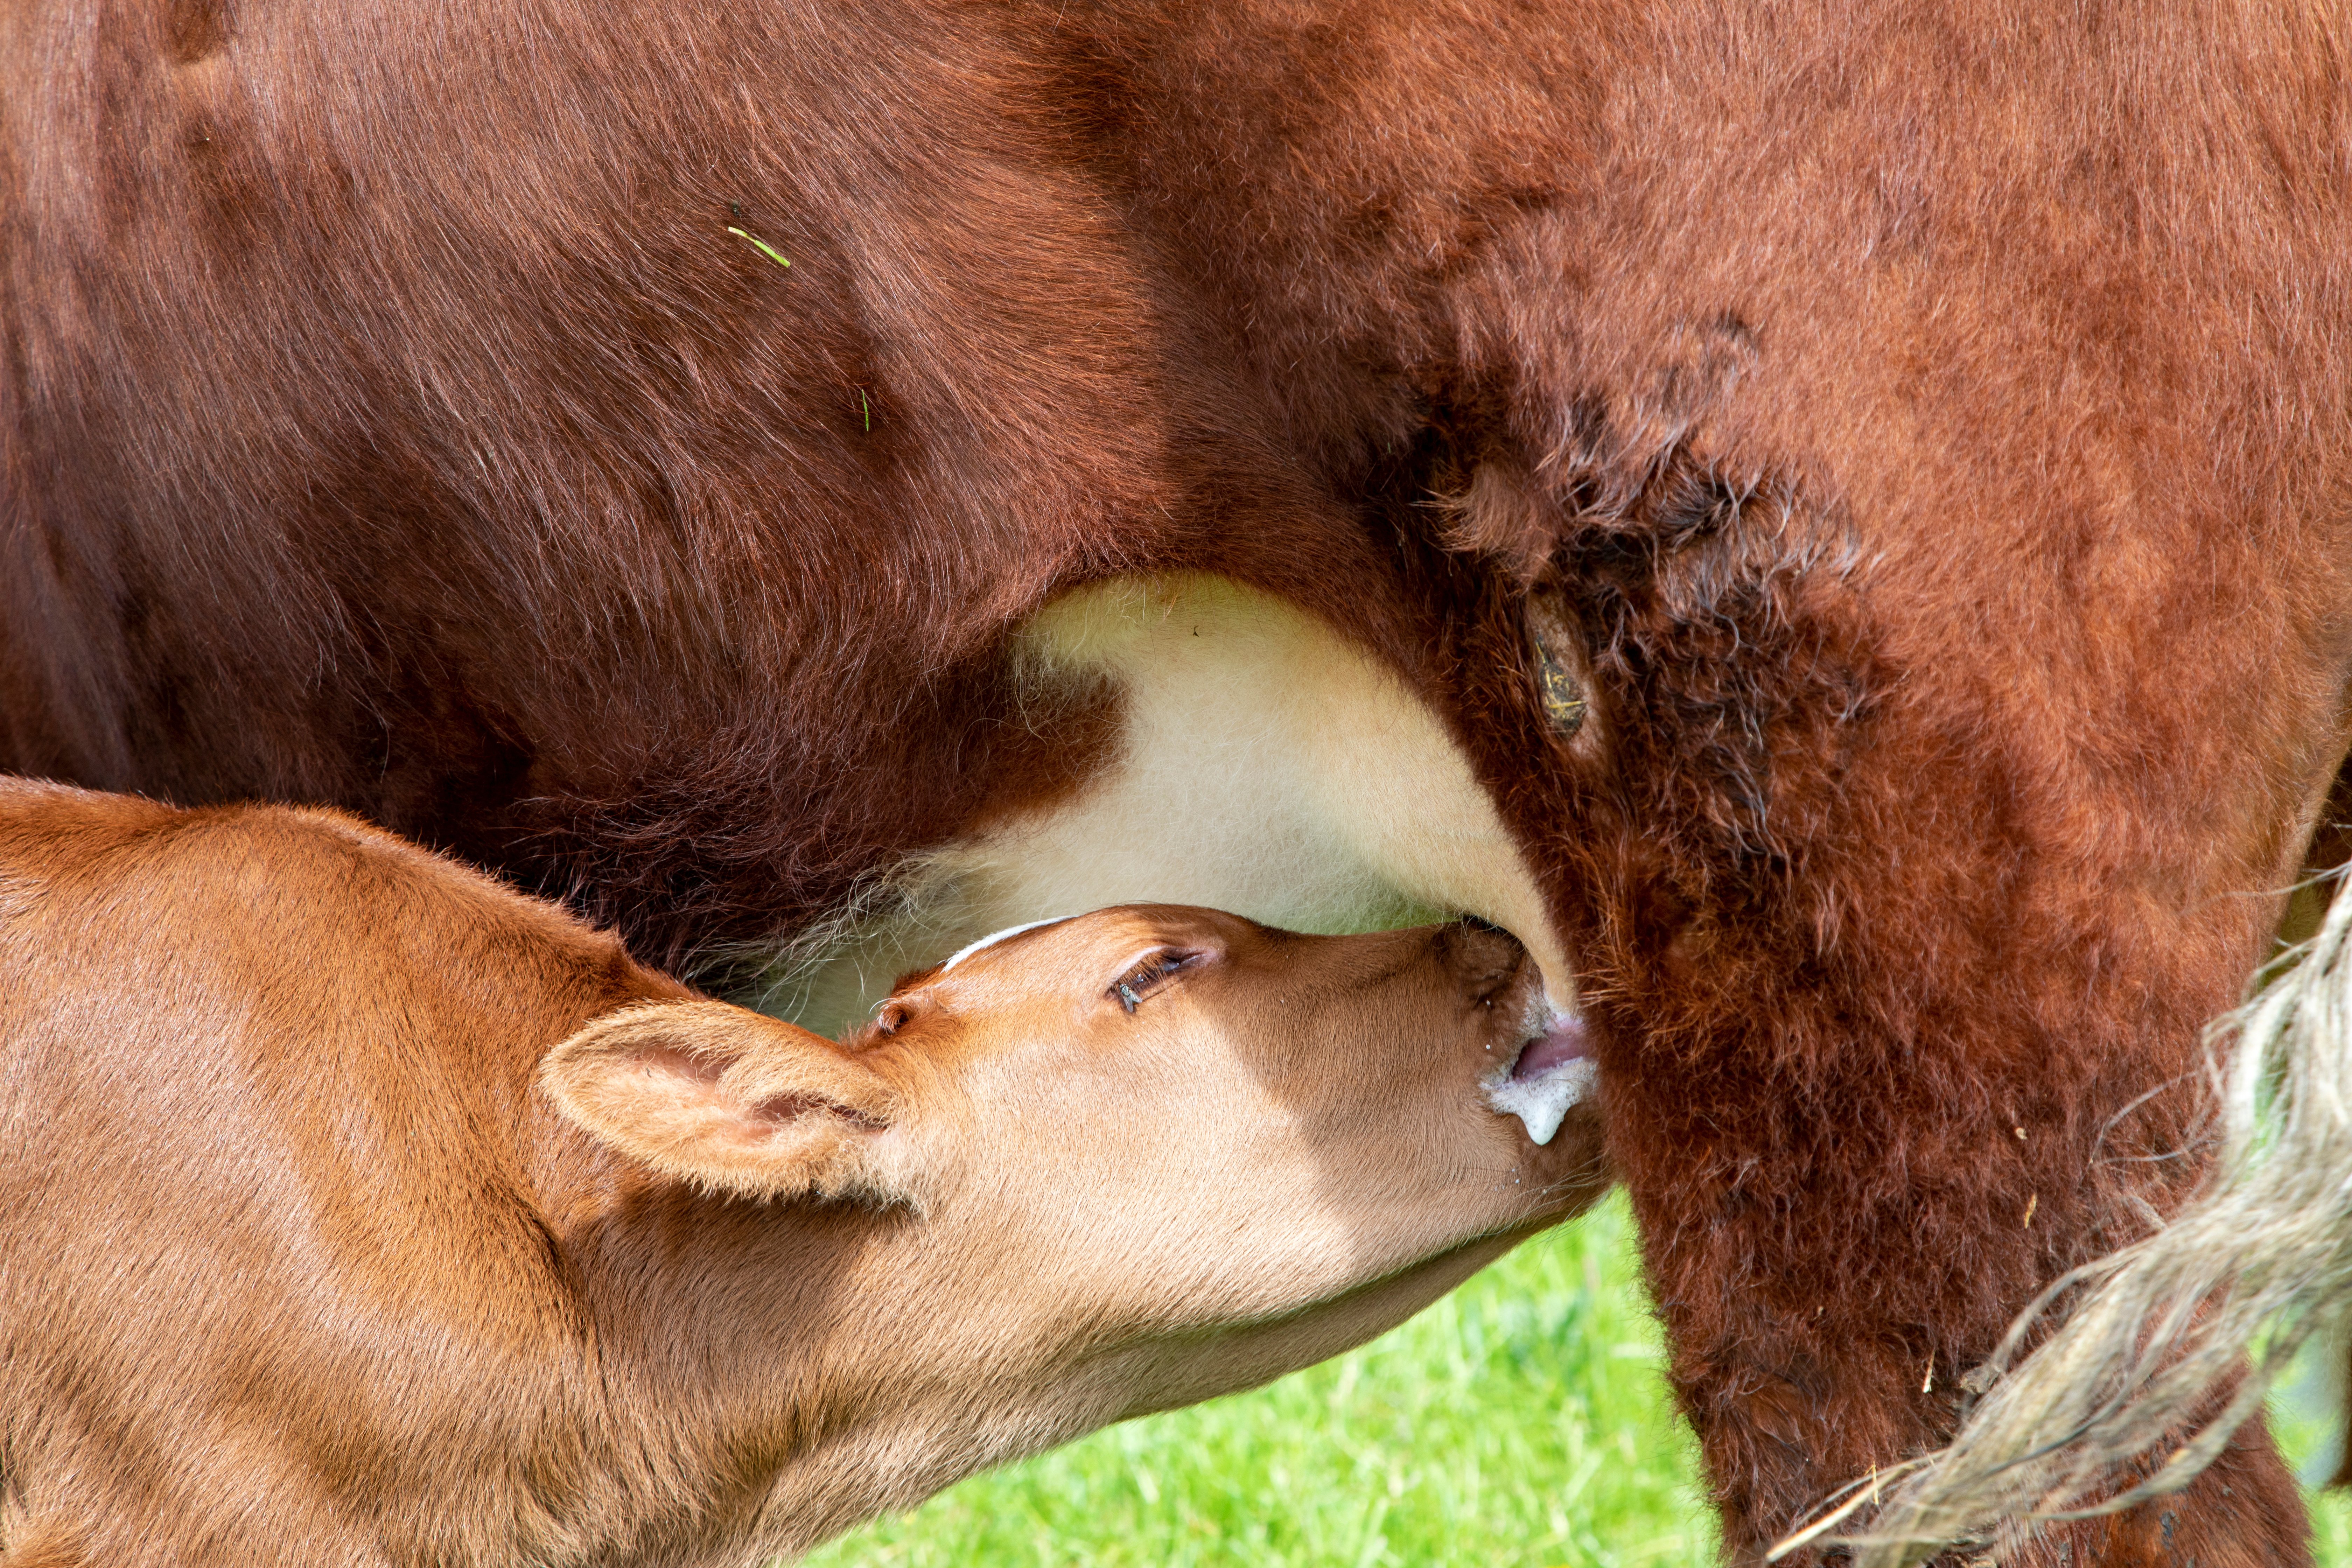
803;1192;2352;1566
2270;1335;2352;1563
2315;1484;2352;1562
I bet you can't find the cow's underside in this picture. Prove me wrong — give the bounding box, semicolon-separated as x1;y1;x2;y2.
5;0;2351;1562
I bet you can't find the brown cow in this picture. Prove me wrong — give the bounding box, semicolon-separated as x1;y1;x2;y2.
4;0;2346;1559
0;779;1603;1566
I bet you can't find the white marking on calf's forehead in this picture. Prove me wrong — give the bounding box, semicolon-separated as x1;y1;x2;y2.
937;916;1079;973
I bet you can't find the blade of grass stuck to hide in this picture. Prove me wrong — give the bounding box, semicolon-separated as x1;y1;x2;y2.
728;227;792;270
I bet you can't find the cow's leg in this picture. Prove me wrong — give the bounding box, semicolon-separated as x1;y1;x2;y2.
2086;1415;2309;1568
1422;282;2352;1556
1521;457;2346;1563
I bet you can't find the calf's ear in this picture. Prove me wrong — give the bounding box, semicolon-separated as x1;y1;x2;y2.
541;1000;913;1205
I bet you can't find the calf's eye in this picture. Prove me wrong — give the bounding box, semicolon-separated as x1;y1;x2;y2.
1110;949;1198;1013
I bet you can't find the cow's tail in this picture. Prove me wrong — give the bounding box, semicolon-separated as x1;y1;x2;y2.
1771;870;2352;1567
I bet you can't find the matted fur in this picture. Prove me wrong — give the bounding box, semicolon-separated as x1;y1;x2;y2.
1774;871;2352;1564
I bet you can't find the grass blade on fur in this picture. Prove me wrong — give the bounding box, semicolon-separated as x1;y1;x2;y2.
728;226;792;270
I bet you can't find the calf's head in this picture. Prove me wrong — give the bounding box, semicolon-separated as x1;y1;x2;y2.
545;907;1603;1454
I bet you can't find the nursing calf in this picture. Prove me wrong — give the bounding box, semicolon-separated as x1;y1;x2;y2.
0;780;1602;1567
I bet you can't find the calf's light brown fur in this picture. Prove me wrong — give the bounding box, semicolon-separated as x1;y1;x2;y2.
0;780;1602;1566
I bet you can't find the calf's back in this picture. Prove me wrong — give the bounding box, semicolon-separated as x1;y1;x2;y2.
0;783;705;1564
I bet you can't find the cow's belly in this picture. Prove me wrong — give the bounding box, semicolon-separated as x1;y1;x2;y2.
756;574;1571;1038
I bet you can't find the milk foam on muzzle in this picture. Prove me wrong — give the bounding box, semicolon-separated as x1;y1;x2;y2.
1486;1001;1596;1146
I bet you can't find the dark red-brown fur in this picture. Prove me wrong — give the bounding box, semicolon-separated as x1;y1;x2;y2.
6;1;2350;1560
